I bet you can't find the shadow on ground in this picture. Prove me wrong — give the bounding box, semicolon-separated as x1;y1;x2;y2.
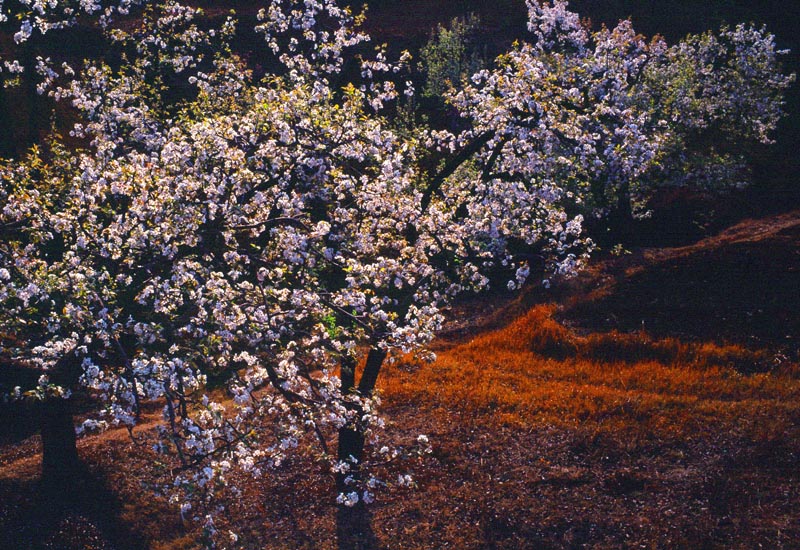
564;211;800;353
0;461;148;550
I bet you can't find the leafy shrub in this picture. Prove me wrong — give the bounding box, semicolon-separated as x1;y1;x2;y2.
419;14;486;101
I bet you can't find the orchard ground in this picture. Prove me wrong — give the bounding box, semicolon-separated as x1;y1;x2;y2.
1;190;799;549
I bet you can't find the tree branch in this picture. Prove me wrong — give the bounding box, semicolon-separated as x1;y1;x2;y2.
421;130;496;212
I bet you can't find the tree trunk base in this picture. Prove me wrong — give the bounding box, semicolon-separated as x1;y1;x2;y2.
40;397;82;493
337;502;377;550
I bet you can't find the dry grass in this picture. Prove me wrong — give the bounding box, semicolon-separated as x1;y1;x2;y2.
382;304;799;440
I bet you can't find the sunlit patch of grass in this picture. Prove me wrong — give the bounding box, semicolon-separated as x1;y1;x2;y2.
381;304;800;441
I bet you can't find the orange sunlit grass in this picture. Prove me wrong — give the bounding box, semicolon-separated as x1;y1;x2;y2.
381;304;800;442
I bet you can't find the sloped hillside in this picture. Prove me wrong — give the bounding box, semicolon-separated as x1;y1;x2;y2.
2;209;799;549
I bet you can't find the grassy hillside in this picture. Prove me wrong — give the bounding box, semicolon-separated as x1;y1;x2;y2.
2;208;799;549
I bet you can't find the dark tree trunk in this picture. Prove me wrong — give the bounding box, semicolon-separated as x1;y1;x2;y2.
335;348;387;550
335;348;387;484
336;425;376;550
356;348;388;397
616;180;634;225
609;186;636;244
39;355;83;491
336;498;376;550
39;396;80;490
336;354;367;494
336;426;365;490
0;85;15;157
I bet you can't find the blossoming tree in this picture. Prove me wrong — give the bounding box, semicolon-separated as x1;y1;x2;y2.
0;0;230;484
2;0;587;531
452;0;793;225
0;0;792;546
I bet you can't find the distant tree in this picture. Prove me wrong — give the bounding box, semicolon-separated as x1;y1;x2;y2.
451;0;794;227
419;14;485;101
641;23;795;190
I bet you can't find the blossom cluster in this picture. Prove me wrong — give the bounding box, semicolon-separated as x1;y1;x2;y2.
1;0;151;78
